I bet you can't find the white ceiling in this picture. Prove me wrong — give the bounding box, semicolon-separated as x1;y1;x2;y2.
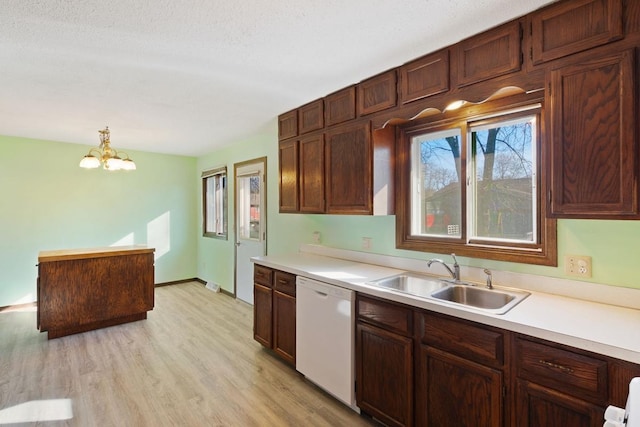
1;0;555;157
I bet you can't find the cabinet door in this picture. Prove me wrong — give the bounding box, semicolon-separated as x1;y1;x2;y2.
454;20;521;87
278;110;297;140
548;48;637;218
357;70;397;116
325;86;356;126
416;346;503;427
298;99;324;134
515;380;603;427
356;322;413;427
530;0;623;65
253;283;272;348
273;291;295;365
278;139;299;213
325;121;372;214
399;49;449;104
299;133;325;213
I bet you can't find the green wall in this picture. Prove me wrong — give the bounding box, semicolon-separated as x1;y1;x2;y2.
0;135;198;307
2;122;638;308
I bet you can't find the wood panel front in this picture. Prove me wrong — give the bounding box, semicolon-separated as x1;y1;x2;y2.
299;133;325;213
38;250;154;339
273;290;295;365
325;121;372;214
278;110;297;140
418;311;505;368
416;346;503;427
399;49;449;104
357;70;397;116
454;20;522;87
298;99;324;134
357;294;412;336
356;322;413;427
325;86;356;126
530;0;623;65
278;139;299;213
548;48;637;218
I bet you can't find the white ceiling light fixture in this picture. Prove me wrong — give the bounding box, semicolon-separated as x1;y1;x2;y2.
79;127;136;171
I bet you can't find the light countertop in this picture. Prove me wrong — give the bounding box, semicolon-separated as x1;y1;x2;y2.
252;249;640;364
38;245;154;262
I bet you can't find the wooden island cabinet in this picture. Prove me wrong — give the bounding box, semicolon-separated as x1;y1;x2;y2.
37;246;155;339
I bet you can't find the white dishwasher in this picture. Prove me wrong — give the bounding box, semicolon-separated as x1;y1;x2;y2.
296;276;357;410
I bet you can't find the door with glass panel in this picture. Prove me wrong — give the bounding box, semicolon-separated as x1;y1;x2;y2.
234;158;266;304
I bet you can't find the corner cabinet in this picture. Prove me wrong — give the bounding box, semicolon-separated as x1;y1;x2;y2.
253;264;296;365
548;47;638;218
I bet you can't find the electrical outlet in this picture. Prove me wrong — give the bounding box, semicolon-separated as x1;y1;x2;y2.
362;237;372;250
312;231;321;243
565;255;592;278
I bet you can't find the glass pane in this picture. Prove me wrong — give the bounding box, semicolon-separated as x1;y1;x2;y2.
238;174;262;241
204;174;227;237
471;116;535;242
411;129;462;238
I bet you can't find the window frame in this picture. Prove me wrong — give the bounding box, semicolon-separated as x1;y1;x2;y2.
202;166;228;239
395;95;557;266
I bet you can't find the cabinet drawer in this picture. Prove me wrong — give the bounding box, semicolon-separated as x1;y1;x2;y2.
253;264;273;287
274;271;296;296
357;295;412;336
515;337;608;403
419;311;504;368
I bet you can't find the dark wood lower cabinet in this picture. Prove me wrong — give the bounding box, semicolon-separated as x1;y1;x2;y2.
273;290;295;364
416;346;504;427
356;322;413;427
253;264;296;366
355;295;640;427
515;380;603;427
253;283;273;348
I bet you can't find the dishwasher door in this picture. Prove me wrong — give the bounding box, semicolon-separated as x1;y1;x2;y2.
296;276;356;409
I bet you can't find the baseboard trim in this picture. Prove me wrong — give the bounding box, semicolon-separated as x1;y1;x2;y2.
156;278;234;298
155;278;205;287
0;302;37;313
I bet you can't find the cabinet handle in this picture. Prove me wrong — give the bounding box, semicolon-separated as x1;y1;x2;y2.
538;359;574;374
278;279;288;285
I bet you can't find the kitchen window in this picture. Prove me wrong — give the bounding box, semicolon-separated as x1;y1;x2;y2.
397;102;556;265
202;166;227;239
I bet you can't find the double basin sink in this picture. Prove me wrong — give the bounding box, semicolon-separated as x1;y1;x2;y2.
366;272;529;315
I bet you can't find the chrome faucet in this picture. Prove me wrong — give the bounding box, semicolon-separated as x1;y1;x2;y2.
484;268;493;289
427;253;460;282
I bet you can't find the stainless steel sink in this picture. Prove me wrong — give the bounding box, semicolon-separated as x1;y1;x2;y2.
367;273;448;299
368;272;530;315
430;285;529;314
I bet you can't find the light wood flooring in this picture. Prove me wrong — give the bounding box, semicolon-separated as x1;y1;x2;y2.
0;282;375;426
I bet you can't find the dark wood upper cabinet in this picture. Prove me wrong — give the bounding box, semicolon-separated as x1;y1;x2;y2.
299;133;325;213
357;70;397;116
399;49;449;104
278;110;297;140
548;48;638;218
278;139;299;213
325;121;372;214
325;86;356;126
530;0;623;65
298;99;324;134
454;20;522;87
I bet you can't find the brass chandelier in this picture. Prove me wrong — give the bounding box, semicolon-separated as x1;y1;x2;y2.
79;126;136;171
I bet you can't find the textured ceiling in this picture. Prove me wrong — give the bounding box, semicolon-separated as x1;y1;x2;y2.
1;0;555;156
